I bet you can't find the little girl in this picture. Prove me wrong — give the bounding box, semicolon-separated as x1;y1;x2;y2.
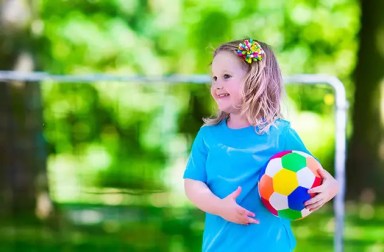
183;38;339;252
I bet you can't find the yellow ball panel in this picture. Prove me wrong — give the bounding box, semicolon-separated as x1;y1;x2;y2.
273;169;298;195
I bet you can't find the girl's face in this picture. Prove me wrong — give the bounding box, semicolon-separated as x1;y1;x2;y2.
211;51;248;114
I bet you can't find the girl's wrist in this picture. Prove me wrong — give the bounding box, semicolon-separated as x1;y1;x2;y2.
208;198;223;216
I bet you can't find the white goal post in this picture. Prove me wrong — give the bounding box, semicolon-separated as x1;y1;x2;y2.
0;71;347;252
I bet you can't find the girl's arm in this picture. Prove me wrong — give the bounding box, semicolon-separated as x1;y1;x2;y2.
184;179;259;225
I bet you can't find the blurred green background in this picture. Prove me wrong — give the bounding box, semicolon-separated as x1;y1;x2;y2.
0;0;383;251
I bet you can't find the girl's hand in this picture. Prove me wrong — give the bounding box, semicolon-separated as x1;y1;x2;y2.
219;186;259;225
305;169;339;212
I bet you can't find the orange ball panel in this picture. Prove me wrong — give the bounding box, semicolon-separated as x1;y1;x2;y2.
259;175;274;199
306;156;322;176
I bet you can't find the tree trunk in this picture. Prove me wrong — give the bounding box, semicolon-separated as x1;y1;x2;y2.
347;0;384;201
0;0;52;219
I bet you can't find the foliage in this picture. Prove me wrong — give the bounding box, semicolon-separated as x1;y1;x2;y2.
36;0;359;202
38;0;360;76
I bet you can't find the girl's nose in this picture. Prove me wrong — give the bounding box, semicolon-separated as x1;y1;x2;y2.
212;81;223;90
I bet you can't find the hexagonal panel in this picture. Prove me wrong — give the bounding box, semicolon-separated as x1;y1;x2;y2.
258;175;274;200
265;158;283;177
309;176;323;197
281;152;307;172
312;176;323;188
288;186;311;211
269;192;288;210
297;167;316;188
278;208;302;220
273;169;298;195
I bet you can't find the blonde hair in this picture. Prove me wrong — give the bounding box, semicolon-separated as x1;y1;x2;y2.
203;39;284;133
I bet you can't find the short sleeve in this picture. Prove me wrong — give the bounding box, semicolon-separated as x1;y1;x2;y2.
183;127;208;182
282;124;311;155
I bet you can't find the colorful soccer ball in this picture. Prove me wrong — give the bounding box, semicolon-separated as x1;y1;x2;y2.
258;150;323;220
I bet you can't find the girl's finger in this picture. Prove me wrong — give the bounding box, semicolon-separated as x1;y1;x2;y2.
248;217;259;224
230;186;242;199
308;202;323;212
308;185;323;194
237;207;255;217
305;194;323;206
246;210;255;217
307;198;325;211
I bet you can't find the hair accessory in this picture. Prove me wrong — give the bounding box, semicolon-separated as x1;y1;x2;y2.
237;39;265;64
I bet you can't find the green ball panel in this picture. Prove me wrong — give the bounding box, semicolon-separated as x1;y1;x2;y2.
278;208;303;220
281;153;306;172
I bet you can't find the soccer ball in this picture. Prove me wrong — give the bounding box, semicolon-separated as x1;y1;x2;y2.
258;150;323;220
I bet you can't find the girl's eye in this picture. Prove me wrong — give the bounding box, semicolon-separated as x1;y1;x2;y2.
212;76;217;81
223;74;231;79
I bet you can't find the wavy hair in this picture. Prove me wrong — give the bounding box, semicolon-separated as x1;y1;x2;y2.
203;39;284;133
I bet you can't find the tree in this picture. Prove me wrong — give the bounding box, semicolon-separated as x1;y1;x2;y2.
0;0;52;219
347;0;384;201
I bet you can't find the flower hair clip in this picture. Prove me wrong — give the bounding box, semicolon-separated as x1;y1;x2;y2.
237;39;265;64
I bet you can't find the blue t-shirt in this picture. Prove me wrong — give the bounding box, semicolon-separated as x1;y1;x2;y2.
183;118;310;252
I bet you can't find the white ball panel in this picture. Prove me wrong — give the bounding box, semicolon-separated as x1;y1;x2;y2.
297;167;315;188
265;158;283;177
269;192;289;210
301;207;312;218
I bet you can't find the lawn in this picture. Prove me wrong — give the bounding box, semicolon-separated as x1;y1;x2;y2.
0;203;383;252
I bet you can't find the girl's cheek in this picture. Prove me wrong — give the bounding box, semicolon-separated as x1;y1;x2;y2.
210;87;216;98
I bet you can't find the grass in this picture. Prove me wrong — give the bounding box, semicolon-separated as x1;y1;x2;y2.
292;203;384;252
0;203;383;252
